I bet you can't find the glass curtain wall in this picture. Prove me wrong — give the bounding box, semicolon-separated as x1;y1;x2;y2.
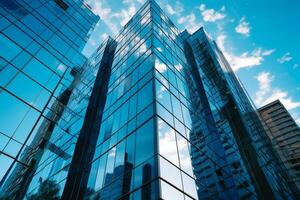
0;0;99;198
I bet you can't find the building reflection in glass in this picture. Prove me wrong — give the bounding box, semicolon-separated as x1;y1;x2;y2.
0;0;298;199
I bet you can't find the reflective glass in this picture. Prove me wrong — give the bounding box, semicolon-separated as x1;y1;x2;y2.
0;34;21;61
158;118;179;166
155;80;172;112
137;80;153;113
135;118;154;166
160;180;184;200
159;156;182;190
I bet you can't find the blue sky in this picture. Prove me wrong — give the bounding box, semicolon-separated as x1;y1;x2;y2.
83;0;300;124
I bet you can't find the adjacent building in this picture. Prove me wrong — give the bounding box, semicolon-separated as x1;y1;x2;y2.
258;100;300;193
0;0;299;199
0;0;99;199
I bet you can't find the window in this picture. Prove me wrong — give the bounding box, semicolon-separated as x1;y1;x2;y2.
155;80;172;112
176;134;194;177
160;179;184;200
129;94;137;120
0;91;39;138
138;57;152;79
158;118;179;166
104;147;116;186
93;155;106;190
126;132;135;167
135;119;154;166
171;94;183;122
0;155;14;181
137;81;153;113
0;34;21;61
182;173;198;199
114;140;126;168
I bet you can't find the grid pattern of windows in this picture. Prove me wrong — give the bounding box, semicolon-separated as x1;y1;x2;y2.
0;0;99;198
1;0;297;199
259;100;300;193
185;28;294;199
85;2;158;199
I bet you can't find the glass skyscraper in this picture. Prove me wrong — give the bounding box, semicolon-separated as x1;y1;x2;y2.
0;0;99;199
258;100;300;196
0;0;298;199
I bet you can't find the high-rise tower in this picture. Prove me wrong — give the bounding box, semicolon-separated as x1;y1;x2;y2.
0;0;99;199
0;0;297;199
259;100;300;194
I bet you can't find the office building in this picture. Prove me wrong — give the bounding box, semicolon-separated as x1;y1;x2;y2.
0;0;298;199
259;100;300;193
0;0;99;199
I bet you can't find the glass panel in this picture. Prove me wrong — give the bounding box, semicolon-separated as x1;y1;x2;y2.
0;155;14;181
159;156;182;190
135;118;154;166
155;80;172;112
176;134;194;177
0;34;21;61
182;173;198;199
126;132;136;168
158;118;179;166
103;147;116;186
160;180;184;200
137;80;153;113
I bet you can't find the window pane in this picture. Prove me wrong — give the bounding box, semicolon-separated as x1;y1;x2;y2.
158;118;179;166
159;156;182;190
176;134;194;177
0;155;14;181
137;81;153;113
135;118;154;166
104;147;116;186
182;173;198;199
155;80;172;112
160;180;184;200
0;34;21;61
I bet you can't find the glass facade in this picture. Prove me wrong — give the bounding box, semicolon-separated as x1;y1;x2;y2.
0;0;99;199
0;0;298;199
258;100;300;196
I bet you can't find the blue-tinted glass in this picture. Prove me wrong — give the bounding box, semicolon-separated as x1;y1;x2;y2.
137;80;153;113
135;118;154;166
126;133;136;167
95;155;107;190
155;80;172;112
0;155;13;181
0;34;21;61
104;147;116;186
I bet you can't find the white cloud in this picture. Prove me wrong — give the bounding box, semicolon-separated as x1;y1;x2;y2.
165;2;184;16
216;34;274;71
57;64;66;72
235;17;251;36
112;5;136;26
255;71;300;110
100;33;108;41
199;4;226;22
178;13;202;33
155;59;167;73
122;0;145;4
85;0;119;34
277;52;293;64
